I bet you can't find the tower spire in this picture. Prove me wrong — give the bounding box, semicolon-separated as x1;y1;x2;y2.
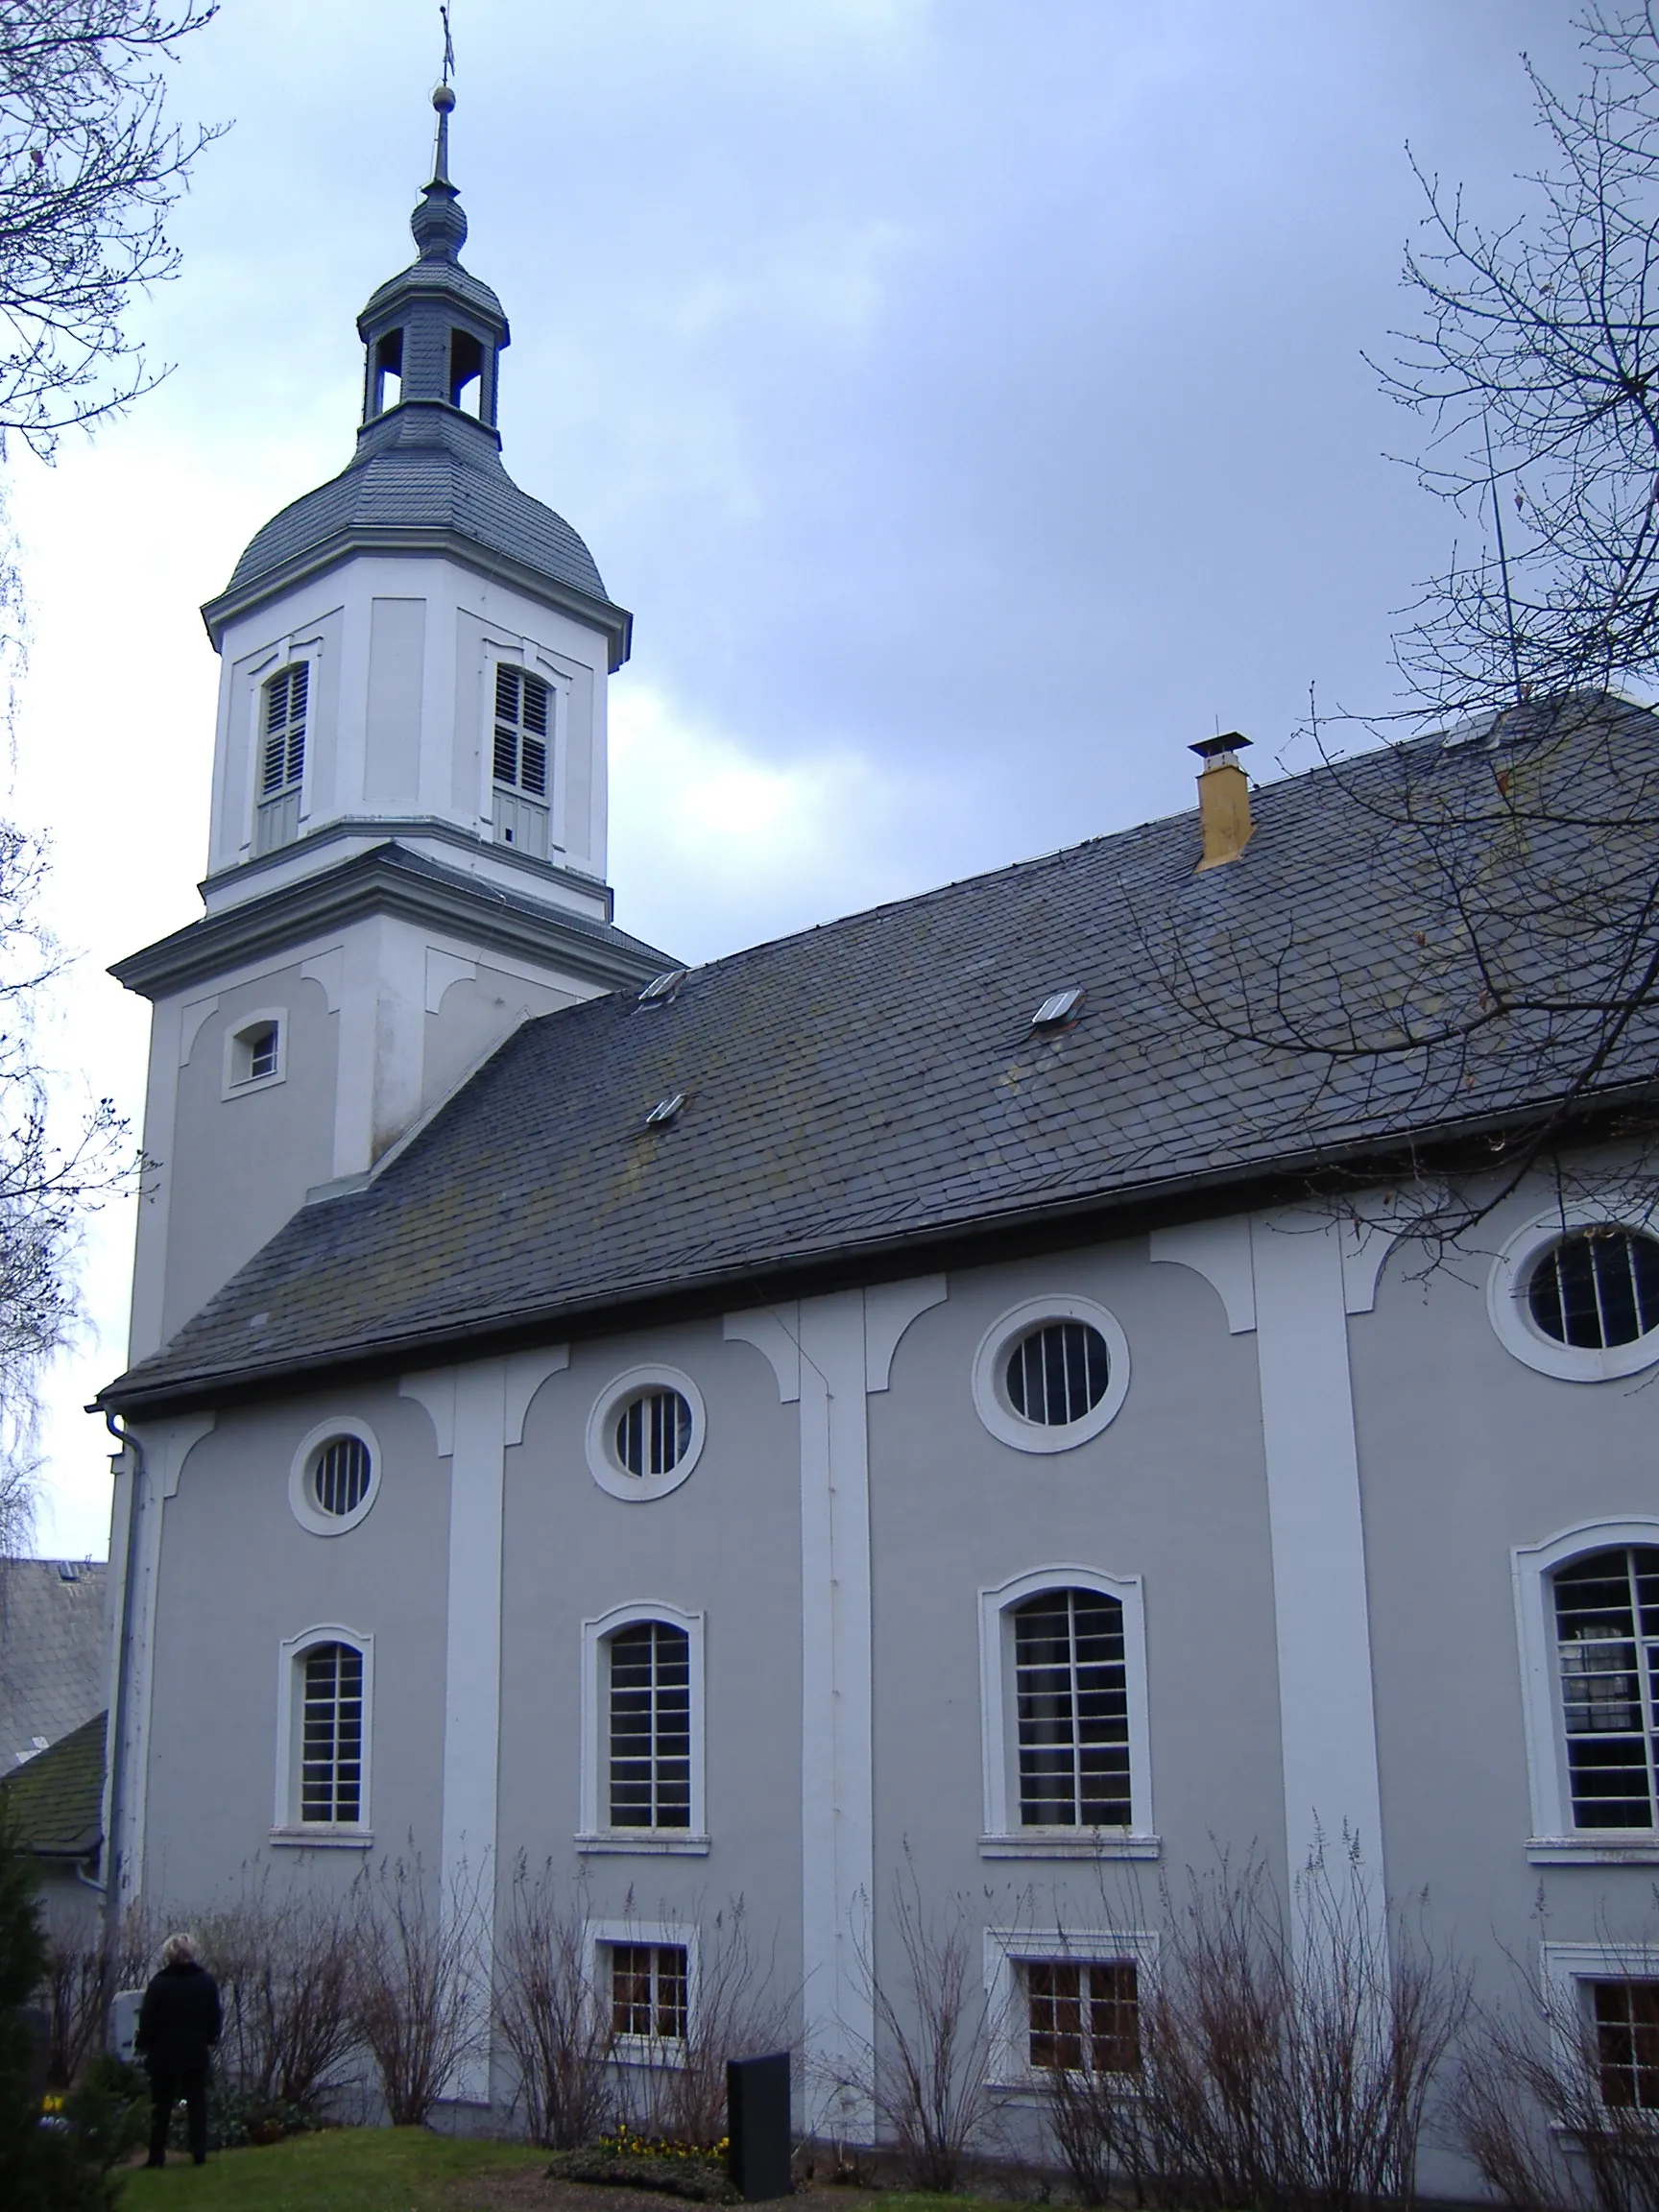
431;4;456;186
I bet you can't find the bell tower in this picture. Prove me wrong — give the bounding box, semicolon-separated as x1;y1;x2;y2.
112;85;670;1363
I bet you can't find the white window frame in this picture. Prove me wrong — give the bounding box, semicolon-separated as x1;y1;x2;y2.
586;1915;699;2067
978;1565;1157;1859
271;1623;373;1845
1488;1202;1659;1382
972;1296;1132;1454
222;1007;286;1098
1540;1940;1659;2105
287;1416;381;1537
578;1600;709;1854
585;1366;707;1503
983;1924;1159;2091
1514;1519;1659;1863
246;636;323;855
480;639;571;856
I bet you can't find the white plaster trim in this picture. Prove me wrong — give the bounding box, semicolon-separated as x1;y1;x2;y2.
400;1369;457;1457
179;994;222;1067
584;1916;701;2068
1339;1214;1404;1315
299;946;345;1012
1249;1210;1386;1928
274;1623;373;1834
579;1600;707;1841
505;1346;568;1447
798;1291;876;2140
108;1413;215;1904
1148;1215;1255;1333
977;1564;1154;1845
1512;1518;1659;1845
971;1295;1131;1453
268;1825;373;1850
287;1415;381;1536
983;1925;1160;2087
1489;1203;1659;1381
584;1366;707;1501
864;1275;948;1391
723;1305;802;1403
424;946;478;1015
222;1006;287;1098
576;1834;711;1857
1527;1840;1659;1865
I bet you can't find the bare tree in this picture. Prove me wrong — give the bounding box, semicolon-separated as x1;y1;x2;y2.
848;1866;999;2193
195;1879;357;2114
618;1897;793;2149
1151;11;1659;1246
495;1859;614;2149
349;1856;487;2128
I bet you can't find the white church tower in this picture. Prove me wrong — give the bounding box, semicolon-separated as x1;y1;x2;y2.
113;85;668;1362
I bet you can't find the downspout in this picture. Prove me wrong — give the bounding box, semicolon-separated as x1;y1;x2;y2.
95;1406;145;2027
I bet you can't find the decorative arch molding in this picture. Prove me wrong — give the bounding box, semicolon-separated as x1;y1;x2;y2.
578;1599;708;1852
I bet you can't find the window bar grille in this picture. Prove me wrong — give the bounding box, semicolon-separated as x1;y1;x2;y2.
301;1643;363;1823
1026;1960;1140;2074
1553;1546;1659;1829
1006;1322;1109;1425
1014;1589;1130;1826
610;1942;688;2041
1593;1980;1659;2108
608;1622;691;1828
313;1436;370;1517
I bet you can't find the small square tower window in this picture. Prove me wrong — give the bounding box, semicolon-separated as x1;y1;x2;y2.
228;1018;283;1092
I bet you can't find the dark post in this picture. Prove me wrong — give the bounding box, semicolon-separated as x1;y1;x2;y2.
727;2051;792;2200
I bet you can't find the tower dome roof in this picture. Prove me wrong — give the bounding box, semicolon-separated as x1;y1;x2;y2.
202;84;631;669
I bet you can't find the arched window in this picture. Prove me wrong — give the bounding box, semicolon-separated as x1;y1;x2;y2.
1553;1547;1659;1830
274;1626;373;1839
255;663;308;854
978;1568;1155;1857
578;1604;707;1851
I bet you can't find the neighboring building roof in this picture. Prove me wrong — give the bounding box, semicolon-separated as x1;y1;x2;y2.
103;698;1659;1414
0;1561;108;1772
0;1710;105;1860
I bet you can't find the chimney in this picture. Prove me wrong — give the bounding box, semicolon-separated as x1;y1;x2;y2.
1189;733;1254;871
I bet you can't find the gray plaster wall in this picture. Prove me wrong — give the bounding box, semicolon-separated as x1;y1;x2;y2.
1352;1187;1659;1968
160;967;339;1343
423;965;584;1111
497;1318;805;2002
140;1384;448;1909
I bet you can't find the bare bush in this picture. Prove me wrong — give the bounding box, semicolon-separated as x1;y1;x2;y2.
849;1867;998;2192
349;1855;486;2128
195;1879;356;2112
1455;1944;1659;2212
1042;1845;1465;2212
618;1897;794;2148
40;1898;152;2086
495;1859;613;2149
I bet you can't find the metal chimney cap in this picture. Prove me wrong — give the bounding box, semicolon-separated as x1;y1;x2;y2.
1190;732;1253;761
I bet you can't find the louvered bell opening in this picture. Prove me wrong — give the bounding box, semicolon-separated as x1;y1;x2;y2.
495;664;520;722
522;674;549;736
520;736;547;797
493;727;518;786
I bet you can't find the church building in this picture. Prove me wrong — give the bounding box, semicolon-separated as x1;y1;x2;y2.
97;86;1659;2160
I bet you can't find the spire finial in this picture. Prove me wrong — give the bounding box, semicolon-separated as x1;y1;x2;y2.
430;4;457;186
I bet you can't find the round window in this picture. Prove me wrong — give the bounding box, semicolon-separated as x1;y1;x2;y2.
288;1419;380;1535
1004;1320;1112;1426
972;1296;1131;1454
1527;1229;1659;1351
311;1434;373;1517
614;1388;693;1478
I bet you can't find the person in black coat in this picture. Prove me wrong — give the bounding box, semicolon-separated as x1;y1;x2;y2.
135;1931;222;2167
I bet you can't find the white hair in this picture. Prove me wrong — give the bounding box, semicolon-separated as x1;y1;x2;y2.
159;1931;198;1968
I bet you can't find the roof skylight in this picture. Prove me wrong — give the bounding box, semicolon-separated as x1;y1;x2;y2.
638;969;688;1005
1031;988;1084;1030
644;1093;685;1127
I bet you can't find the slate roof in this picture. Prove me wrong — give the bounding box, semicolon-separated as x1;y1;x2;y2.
218;404;613;617
0;1711;105;1859
0;1561;108;1772
103;697;1659;1413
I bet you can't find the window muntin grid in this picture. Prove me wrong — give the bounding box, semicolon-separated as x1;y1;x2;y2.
246;1024;278;1081
609;1941;687;2042
1553;1547;1659;1829
1005;1321;1111;1427
608;1621;691;1829
1025;1959;1140;2075
1593;1980;1659;2109
1528;1230;1659;1351
310;1436;372;1520
614;1389;692;1479
493;665;550;798
300;1643;363;1823
1014;1589;1130;1827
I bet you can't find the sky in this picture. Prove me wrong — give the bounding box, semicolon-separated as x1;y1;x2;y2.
12;0;1588;1556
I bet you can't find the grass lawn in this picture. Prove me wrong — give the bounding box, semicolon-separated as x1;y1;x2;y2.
112;2127;1029;2212
117;2126;549;2211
